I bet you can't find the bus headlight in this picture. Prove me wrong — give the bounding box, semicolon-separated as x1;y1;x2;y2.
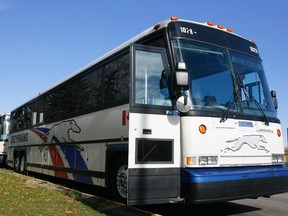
199;156;218;165
272;154;284;164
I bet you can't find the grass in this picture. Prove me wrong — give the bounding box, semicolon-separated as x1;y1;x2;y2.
0;169;150;216
0;169;104;216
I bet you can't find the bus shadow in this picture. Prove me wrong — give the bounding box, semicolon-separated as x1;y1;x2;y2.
138;201;261;216
27;171;151;216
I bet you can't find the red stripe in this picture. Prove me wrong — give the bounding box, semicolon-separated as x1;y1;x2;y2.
31;129;47;143
50;146;68;178
122;110;126;126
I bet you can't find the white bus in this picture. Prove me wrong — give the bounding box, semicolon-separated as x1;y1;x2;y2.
0;113;10;165
7;16;288;205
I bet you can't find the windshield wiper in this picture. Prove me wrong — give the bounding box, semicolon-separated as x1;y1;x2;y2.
221;71;269;126
252;96;270;126
220;94;239;123
236;72;269;126
220;70;242;123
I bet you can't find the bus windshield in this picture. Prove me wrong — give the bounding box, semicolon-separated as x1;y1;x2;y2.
172;39;277;119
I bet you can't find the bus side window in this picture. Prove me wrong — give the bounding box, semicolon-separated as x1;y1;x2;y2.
39;112;44;124
36;99;45;124
11;110;24;131
103;54;129;104
32;112;37;125
24;106;33;128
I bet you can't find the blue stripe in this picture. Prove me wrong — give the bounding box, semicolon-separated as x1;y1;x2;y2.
53;137;93;184
34;127;50;134
182;165;288;183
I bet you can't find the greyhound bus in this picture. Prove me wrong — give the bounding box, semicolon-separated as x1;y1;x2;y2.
7;16;288;205
0;113;10;165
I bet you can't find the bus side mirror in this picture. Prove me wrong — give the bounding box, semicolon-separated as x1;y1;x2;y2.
271;90;278;111
175;62;189;90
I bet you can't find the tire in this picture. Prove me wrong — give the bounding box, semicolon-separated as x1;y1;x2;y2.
110;156;128;204
13;153;20;173
19;154;27;175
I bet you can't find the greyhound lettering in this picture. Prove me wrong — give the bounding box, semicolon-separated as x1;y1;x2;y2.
224;135;269;153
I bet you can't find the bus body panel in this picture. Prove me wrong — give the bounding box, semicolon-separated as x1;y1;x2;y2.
181;117;284;167
8;104;129;186
180;116;288;203
127;112;181;205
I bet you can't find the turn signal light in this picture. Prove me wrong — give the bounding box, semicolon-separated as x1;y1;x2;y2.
199;124;207;134
277;129;281;137
186;156;197;166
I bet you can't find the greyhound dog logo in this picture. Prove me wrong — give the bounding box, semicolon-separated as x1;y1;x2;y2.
46;119;84;151
223;135;269;153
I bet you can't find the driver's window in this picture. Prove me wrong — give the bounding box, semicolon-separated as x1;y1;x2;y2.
134;48;171;106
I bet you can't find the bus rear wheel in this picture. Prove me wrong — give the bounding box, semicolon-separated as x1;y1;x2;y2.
13;153;20;172
19;154;27;174
110;156;128;204
13;151;26;174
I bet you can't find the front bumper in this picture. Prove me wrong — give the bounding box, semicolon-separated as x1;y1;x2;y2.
181;165;288;204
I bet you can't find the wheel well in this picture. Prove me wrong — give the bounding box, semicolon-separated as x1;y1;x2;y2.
105;144;128;187
13;149;26;158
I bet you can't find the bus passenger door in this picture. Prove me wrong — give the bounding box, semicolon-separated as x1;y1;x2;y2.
127;44;181;205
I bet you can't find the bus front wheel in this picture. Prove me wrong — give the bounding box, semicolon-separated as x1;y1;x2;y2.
110;156;128;204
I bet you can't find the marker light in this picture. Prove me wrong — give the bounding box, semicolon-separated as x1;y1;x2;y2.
199;124;207;134
277;129;281;137
217;24;224;29
206;21;214;26
170;16;179;21
154;23;161;30
250;40;257;45
226;27;233;33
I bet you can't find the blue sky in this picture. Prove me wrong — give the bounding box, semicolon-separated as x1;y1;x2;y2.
0;0;287;145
